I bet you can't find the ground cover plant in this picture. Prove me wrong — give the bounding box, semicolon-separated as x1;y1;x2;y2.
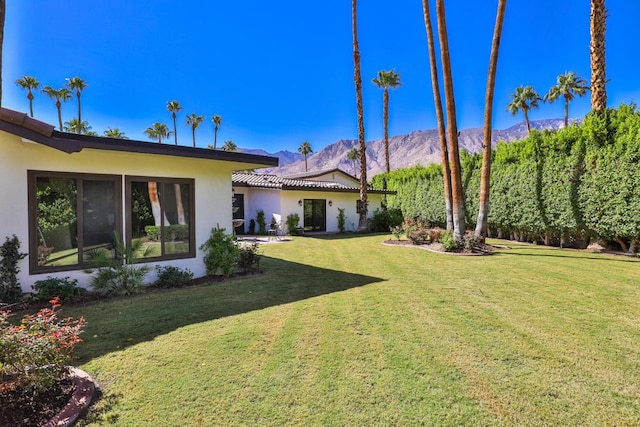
60;235;640;426
0;298;85;426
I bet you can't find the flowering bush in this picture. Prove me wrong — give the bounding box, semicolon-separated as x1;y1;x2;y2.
0;298;86;393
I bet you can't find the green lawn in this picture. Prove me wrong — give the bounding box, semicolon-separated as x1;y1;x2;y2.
69;234;640;426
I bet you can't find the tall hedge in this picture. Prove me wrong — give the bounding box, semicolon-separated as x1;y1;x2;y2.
373;104;640;252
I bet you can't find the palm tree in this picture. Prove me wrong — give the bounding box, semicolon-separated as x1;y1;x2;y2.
64;118;92;135
15;76;40;117
347;147;359;176
144;122;172;144
436;0;465;241
372;70;402;173
65;77;87;131
298;141;313;172
212;115;222;150
475;0;507;239
166;100;182;145
352;0;368;231
545;72;588;127
104;127;128;139
422;0;453;231
186;113;204;147
507;85;542;134
41;86;72;131
221;140;237;152
590;0;607;112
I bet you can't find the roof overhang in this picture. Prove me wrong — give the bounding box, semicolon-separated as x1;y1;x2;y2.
0;108;278;168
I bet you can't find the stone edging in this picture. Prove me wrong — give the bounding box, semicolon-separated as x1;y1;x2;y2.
42;367;95;427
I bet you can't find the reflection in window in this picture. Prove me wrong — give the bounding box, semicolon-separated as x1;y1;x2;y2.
30;172;120;272
128;178;194;260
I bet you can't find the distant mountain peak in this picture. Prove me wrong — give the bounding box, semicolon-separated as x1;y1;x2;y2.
258;119;568;176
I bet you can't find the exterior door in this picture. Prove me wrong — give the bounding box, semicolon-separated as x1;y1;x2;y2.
303;199;326;231
232;193;245;234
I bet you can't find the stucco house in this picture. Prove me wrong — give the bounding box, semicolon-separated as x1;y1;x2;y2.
232;168;394;234
0;108;278;292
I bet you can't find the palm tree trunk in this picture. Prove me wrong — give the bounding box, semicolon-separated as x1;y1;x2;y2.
213;130;218;150
590;0;607;112
56;100;63;131
524;109;531;134
353;0;368;231
172;115;178;145
304;155;308;172
28;91;34;117
76;91;82;131
475;0;507;239
436;0;465;241
422;0;453;231
383;88;390;173
192;128;196;148
148;182;168;226
174;184;186;225
564;95;570;127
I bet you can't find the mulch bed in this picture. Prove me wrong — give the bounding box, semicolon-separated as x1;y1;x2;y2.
382;239;494;255
0;374;74;427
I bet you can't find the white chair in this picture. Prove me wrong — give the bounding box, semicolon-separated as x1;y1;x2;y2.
272;213;286;240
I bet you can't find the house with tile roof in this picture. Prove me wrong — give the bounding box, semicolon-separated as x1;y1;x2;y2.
0;108;278;293
232;168;394;234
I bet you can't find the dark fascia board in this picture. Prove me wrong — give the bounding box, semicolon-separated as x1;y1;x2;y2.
0;112;278;168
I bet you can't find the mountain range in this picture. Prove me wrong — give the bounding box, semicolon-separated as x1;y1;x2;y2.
244;119;568;178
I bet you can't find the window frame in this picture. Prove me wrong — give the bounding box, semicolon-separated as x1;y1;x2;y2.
27;170;123;274
125;176;196;262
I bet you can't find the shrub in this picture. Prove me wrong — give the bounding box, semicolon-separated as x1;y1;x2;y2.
0;298;85;393
236;242;261;273
439;230;459;251
390;225;404;240
153;266;194;288
32;277;81;302
408;229;428;245
429;227;443;243
286;213;300;235
337;208;347;233
87;232;151;296
0;235;27;304
145;225;189;242
256;210;267;235
248;219;256;235
200;227;238;277
403;217;431;234
370;208;403;232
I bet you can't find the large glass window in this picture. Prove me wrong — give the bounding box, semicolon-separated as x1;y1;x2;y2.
28;171;121;273
126;177;195;261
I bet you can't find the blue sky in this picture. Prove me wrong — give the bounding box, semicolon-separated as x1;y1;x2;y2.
4;1;639;152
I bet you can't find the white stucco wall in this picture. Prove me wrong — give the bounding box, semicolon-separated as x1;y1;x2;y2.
237;188;384;234
1;132;251;292
303;171;359;187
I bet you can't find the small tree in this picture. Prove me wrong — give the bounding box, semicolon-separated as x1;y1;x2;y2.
256;210;267;235
286;213;301;235
337;208;347;233
0;235;27;304
200;227;238;277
